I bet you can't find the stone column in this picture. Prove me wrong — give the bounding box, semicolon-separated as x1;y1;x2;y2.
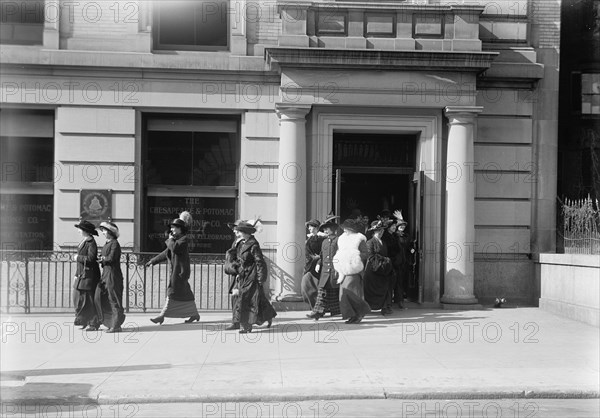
43;0;60;49
441;106;483;308
274;104;311;301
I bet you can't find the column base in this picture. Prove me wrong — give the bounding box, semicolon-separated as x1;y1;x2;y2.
441;295;479;305
442;303;483;311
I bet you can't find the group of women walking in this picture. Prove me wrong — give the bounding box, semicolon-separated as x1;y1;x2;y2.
73;208;409;332
72;219;125;333
73;210;277;334
302;211;413;324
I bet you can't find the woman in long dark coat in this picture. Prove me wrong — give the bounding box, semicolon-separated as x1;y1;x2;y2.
364;220;395;315
229;220;277;333
146;211;200;324
95;221;126;333
334;218;371;324
73;220;101;331
300;219;325;310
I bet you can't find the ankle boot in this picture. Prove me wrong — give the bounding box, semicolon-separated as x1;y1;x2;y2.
150;315;164;325
184;314;200;323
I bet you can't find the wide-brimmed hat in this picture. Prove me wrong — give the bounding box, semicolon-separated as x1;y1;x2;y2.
318;214;339;232
170;218;188;232
368;220;386;232
233;221;256;234
98;221;120;238
305;219;321;228
340;218;366;234
75;220;98;236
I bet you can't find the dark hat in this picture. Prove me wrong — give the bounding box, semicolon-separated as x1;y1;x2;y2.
170;218;187;231
379;209;391;219
341;218;366;234
233;221;256;234
75;220;98;236
318;214;339;232
305;219;321;228
98;221;119;238
368;220;386;232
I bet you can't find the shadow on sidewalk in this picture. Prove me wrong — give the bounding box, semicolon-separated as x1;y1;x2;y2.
0;363;172;379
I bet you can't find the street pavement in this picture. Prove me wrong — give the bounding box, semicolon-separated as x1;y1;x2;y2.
1;306;598;410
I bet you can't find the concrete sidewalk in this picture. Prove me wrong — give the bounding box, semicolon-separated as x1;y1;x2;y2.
1;307;598;405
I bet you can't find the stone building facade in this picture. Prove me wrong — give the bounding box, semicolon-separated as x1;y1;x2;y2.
0;0;561;306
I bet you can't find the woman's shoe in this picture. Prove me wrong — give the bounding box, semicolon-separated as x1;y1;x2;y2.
345;317;357;324
224;323;240;330
105;327;122;333
306;312;322;320
85;325;99;331
184;314;200;323
239;328;252;334
150;316;164;325
266;319;272;328
354;316;364;324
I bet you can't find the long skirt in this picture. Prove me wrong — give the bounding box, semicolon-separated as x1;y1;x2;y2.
159;297;199;318
233;281;277;327
312;286;340;316
300;271;320;309
339;274;371;320
73;287;99;327
94;279;126;329
364;270;394;311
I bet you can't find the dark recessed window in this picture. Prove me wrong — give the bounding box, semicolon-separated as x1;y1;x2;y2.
143;115;240;254
0;0;44;45
0;109;54;251
153;0;229;51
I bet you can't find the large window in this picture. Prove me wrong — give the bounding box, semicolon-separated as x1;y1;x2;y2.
153;0;229;51
0;110;54;251
0;0;44;45
143;115;240;254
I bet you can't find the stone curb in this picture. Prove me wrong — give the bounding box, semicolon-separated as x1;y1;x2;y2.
2;389;598;406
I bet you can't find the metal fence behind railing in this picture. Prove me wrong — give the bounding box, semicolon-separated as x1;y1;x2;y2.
561;196;600;255
0;251;231;313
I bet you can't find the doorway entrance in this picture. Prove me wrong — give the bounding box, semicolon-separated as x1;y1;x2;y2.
332;131;421;302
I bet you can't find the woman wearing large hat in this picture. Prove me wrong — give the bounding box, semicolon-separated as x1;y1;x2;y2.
73;220;101;330
334;218;371;324
94;221;126;333
300;219;326;310
145;211;200;324
224;219;277;333
363;220;395;315
306;215;341;320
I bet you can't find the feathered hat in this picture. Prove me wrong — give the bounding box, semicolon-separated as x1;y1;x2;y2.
171;211;193;233
305;219;321;228
233;217;262;234
393;209;408;226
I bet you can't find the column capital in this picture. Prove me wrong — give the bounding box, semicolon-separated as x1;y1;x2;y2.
275;103;312;122
444;106;484;125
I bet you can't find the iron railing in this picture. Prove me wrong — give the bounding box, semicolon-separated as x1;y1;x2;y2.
0;250;231;313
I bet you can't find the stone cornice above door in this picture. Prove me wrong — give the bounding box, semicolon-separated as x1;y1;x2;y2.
265;47;498;73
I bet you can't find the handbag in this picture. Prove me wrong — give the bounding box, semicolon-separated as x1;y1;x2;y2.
75;258;96;291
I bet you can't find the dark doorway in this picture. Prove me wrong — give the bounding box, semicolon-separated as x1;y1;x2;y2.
334;171;409;222
332;131;420;302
